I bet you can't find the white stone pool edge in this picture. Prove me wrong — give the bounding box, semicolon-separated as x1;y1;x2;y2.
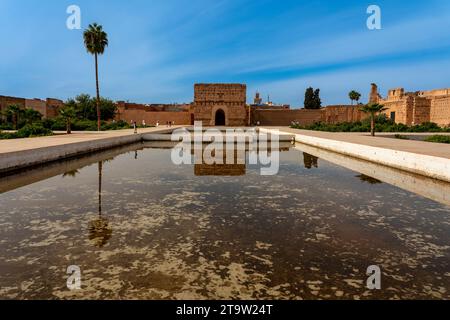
260;127;450;183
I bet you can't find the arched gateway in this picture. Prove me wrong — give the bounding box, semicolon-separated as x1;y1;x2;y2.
193;84;247;126
215;109;226;126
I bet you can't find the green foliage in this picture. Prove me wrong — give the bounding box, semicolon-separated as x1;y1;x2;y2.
349;90;361;105
425;135;450;144
83;23;109;55
23;108;43;125
2;105;22;129
394;134;409;140
304;87;322;109
291;119;450;134
102;120;131;131
65;94;117;121
1;124;53;139
360;103;388;115
17;124;53;138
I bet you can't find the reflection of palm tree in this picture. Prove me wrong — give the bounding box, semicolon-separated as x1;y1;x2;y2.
88;161;112;247
356;174;383;184
303;153;319;169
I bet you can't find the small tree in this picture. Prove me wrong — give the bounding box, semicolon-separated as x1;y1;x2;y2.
3;105;23;129
314;89;322;109
349;90;361;105
360;103;388;137
23;108;43;125
304;87;315;109
304;87;322;109
59;106;76;134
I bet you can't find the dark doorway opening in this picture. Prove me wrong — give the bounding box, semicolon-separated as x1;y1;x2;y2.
215;109;226;126
390;112;396;122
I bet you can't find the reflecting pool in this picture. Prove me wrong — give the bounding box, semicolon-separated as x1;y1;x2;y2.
0;142;449;299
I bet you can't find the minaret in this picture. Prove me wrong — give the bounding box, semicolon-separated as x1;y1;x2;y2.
254;92;262;105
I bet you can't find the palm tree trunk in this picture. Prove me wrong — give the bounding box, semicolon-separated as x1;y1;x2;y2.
95;53;101;131
98;161;103;217
67;119;72;134
371;114;375;137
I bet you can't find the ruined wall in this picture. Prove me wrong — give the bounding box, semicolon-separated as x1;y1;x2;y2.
25;99;47;117
322;105;367;124
193;84;247;126
430;96;450;127
46;98;64;118
381;98;410;125
117;108;191;126
0;96;26;113
412;97;431;125
252;109;323;126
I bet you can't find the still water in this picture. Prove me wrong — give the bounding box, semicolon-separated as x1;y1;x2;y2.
0;142;449;300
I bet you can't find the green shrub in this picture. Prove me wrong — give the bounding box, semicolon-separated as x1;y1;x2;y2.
102;120;131;131
291;120;448;133
17;124;53;138
0;131;18;139
424;135;450;144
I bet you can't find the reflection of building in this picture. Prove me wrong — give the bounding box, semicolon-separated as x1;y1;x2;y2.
195;163;246;176
370;83;450;127
193;145;246;176
193;84;248;126
303;153;318;169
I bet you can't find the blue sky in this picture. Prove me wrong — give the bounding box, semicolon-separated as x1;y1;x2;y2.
1;0;450;107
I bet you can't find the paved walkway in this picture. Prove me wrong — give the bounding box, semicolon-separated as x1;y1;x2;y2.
265;127;450;159
0;127;180;154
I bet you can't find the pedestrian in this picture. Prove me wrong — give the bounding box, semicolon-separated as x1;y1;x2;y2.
133;121;137;134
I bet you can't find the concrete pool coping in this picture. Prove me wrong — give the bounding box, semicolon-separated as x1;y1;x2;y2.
0;127;180;174
260;127;450;183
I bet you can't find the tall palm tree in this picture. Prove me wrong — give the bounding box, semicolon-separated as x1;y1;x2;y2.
349;90;362;106
83;23;108;131
360;103;388;137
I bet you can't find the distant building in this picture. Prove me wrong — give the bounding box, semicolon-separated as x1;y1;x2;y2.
193;83;248;126
0;95;63;119
250;92;290;110
370;84;450;127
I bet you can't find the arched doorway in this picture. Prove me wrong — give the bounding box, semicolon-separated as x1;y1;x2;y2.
215;109;226;126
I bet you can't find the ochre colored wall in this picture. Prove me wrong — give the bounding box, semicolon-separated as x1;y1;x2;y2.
117;109;192;126
252;109;323;126
322;105;367;124
430;96;450;127
25;99;47;117
193;84;247;126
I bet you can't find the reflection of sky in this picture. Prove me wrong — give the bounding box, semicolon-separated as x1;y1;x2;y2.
1;0;450;106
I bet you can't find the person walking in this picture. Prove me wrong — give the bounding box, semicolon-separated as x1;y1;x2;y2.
133;121;137;134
